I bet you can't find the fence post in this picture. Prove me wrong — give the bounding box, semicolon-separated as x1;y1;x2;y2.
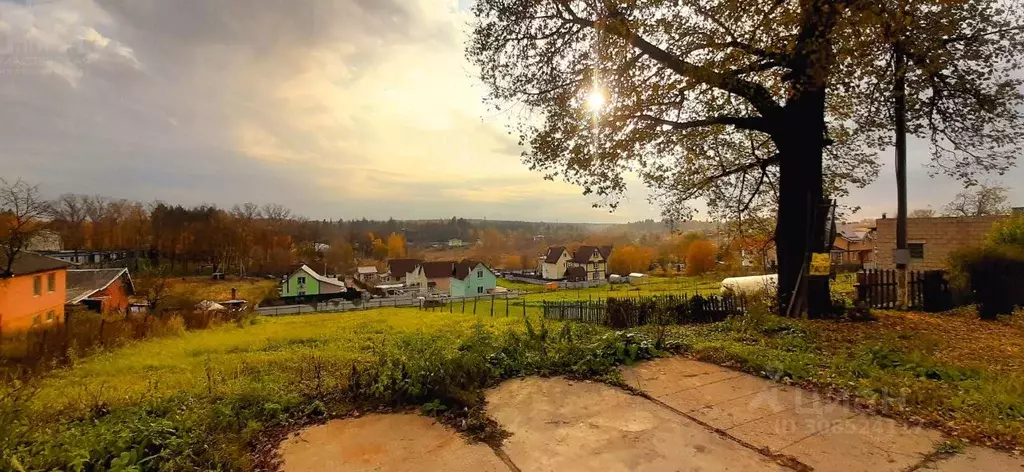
505;293;509;317
490;295;495;317
523;295;527;317
462;296;466;313
473;296;478;315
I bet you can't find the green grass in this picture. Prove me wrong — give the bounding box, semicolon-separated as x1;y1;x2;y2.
496;274;723;300
2;308;669;470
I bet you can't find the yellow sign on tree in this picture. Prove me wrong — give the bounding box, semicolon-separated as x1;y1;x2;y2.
809;253;832;276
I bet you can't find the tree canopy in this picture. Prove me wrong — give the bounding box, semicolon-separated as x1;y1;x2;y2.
469;0;1023;220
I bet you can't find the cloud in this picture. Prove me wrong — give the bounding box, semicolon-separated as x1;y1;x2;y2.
5;0;1009;225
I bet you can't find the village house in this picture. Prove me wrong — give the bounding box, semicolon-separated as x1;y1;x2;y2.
281;264;350;296
0;250;70;332
385;258;423;284
65;268;135;314
449;260;497;297
355;266;379;283
566;245;612;281
540;246;570;280
831;223;877;268
873;215;1007;270
406;261;457;293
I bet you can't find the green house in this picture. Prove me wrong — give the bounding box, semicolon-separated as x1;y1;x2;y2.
281;264;348;297
450;261;497;297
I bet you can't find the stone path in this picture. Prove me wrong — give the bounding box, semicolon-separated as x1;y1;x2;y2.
619;357;1024;472
486;376;786;471
279;358;1024;471
278;413;507;472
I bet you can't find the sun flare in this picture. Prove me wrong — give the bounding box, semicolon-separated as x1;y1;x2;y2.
585;89;607;112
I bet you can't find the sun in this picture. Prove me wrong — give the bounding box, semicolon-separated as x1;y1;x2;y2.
585;88;607;112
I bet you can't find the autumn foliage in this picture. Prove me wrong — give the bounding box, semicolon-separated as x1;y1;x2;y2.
608;245;655;275
685;241;716;276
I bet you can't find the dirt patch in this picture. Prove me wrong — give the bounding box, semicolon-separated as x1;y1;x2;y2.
278;413;509;472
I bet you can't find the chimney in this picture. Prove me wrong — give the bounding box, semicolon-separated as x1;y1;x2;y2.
882;213;887;220
231;288;237;300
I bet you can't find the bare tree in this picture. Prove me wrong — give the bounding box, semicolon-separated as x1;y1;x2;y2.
942;184;1011;217
909;208;935;218
0;178;50;277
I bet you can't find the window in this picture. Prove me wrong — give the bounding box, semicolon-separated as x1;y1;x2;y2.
47;273;56;292
298;276;306;284
33;276;42;296
477;286;483;294
477;270;483;278
46;310;55;322
32;315;41;326
909;243;925;259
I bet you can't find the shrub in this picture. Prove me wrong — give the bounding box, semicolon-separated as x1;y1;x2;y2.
988;216;1024;248
949;245;1024;319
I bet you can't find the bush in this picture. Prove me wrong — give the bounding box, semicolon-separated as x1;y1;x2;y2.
949;245;1024;319
988;216;1024;248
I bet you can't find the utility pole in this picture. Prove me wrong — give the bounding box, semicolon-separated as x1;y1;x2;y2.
893;2;910;308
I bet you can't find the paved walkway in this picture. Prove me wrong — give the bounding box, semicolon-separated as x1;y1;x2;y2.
280;358;1024;471
619;357;1023;472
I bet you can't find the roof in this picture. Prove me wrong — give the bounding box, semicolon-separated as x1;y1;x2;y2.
66;268;134;304
356;266;378;274
0;249;70;277
295;265;346;287
544;246;567;264
453;260;489;280
420;261;455;279
836;224;873;242
387;258;423;277
598;245;613;261
571;246;601;264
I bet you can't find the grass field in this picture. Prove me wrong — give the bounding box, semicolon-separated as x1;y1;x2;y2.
496;274;724;298
5;308;658;470
7;282;1021;470
165;276;279;303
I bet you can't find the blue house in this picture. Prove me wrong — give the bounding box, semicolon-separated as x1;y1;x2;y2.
449;260;497;297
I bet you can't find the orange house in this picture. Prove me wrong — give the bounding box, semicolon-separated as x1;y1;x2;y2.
66;268;135;314
0;250;70;333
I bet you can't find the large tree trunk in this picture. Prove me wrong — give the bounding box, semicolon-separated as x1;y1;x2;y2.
774;0;836;317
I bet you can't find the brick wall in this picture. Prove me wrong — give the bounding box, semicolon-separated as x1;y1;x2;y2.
874;216;1005;270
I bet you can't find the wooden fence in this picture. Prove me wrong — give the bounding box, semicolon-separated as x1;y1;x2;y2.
542;293;747;329
856;269;953;311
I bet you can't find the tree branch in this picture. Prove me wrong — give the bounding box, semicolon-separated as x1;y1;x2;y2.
556;5;783;119
633;114;771;133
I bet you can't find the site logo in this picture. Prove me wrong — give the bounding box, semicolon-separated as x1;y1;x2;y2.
0;0;86;76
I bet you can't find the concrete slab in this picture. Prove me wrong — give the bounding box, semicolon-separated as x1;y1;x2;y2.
486;377;787;472
778;413;944;472
725;398;856;451
922;446;1024;471
655;374;779;414
278;413;508;472
689;384;823;430
621;357;740;397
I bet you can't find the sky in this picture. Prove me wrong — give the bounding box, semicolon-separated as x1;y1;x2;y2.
0;0;1020;224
